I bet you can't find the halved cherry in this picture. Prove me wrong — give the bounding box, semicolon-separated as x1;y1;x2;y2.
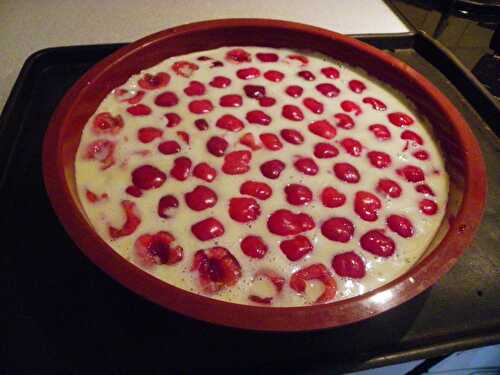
138;127;163;143
363;97;387;111
134;231;183;268
226;48;252;63
257;52;279;62
321;187;346;208
191;218;225;241
92;112;124;134
222;150;252;175
108;200;141;238
237;67;260;80
332;251;366;278
420;199;438;215
340;138;363;157
165;112;182;128
267;209;315;236
85;189;108;203
285;85;304;98
185;186;218;211
188;99;213;114
194;119;209;131
114;89;145;104
172;61;199;77
207;136;229;157
157;195;179;218
244;84;266;99
290;264;336;304
170;157;192;181
303;97;324;114
239;133;262;151
220;94;243;107
138;72;170;90
264;70;285;82
416;184;435;196
354;191;382;222
191;247;241;293
193;162;217;182
288;54;309;65
367;151;392;168
298;70;315;81
280;235;313;261
85;139;115;169
240;180;272;200
401;130;424;145
249;269;285;305
158;140;181;155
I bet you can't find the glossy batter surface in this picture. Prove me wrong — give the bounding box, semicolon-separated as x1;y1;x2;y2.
75;46;448;306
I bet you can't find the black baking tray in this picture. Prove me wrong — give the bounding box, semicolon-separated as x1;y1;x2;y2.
1;31;499;374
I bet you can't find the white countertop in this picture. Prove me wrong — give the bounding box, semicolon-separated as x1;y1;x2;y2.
0;0;409;112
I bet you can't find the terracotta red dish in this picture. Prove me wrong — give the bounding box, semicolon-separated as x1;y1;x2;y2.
42;19;486;331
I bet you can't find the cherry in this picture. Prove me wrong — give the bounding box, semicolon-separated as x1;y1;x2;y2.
85;140;115;169
237;67;261;80
303;97;324;114
240;181;273;200
282;105;304;121
321;187;346;208
171;61;199;77
363;97;387;111
285;184;313;206
222;150;252;175
256;52;279;62
280;129;304;145
321;217;354;243
185;186;218;211
397;165;425;183
354;191;382;222
188;99;213;114
285;85;304;98
193;162;217;182
157;195;179;218
154;91;179;107
219;94;243;107
127;104;152;116
191;218;225;241
264;70;285;82
158;140;181;155
229;197;261;222
226;48;252;63
420;199;438;215
138;72;170;90
125;186;142;198
416;184;435;196
413;150;430;160
239;133;262;151
348;79;366;93
401;130;423;145
340;138;363;157
388;112;414;127
332;252;366;278
164;112;182;128
259;97;276;107
333;163;360;183
191;247;241;293
376;179;402;198
134;231;183;267
194;119;209;131
387;215;414;238
259;133;283;150
92;112;124;134
308;120;337;139
170;157;192;181
216;114;244;131
267;209;315;236
132;165;166;190
360;230;396;257
209;76;231;88
246;110;272;125
334;113;355;130
316;83;340;97
369;124;391;140
184;81;206;96
294;157;319;176
320;67;340;79
290;264;336;304
314;143;339;159
280;235;313;261
260;159;286;179
340;100;362;116
298;70;315;81
367;151;392;168
108;200;141;239
244;84;266;99
207;136;229;157
241;236;268;258
288;54;309;65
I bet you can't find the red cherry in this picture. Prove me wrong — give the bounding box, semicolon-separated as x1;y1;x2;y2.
239;133;262;151
264;70;285;82
332;252;366;278
183;81;206;96
387;215;414;238
333;163;360;183
401;130;423;145
108;200;141;239
243;84;266;99
164;112;182;128
256;52;279;62
219;94;243;107
170;157;192;181
377;179;402;198
280;235;313;261
367;151;392;168
314;143;339;159
363;97;387;111
154;91;179;107
171;61;199;77
267;209;315;236
285;184;313;206
303;97;324;114
185;186;218;211
298;70;315;81
229;197;261;222
188;99;213;114
416;184;435;196
320;67;340;79
340;138;363;157
285;85;303;98
354;191;382;222
240;181;273;200
246;110;272;126
360;230;396;257
209;76;231;88
282;105;304;121
191;218;225;241
241;236;268;258
397;165;425;183
134;231;183;267
420;199;438;215
308;120;337;139
138;72;170;90
388;112;414;127
341;100;362;116
157;195;179;218
132;165;166;190
288;55;309;65
334;113;355;130
294;157;319;176
348;79;366;93
191;247;241;293
369;124;391;140
158;140;181;155
259;97;276;107
280;129;304;145
125;186;142;198
259;133;283;150
138;127;163;143
194;119;209;131
290;264;336;304
260;159;286;179
413;150;429;160
216;114;244;131
193;162;217;182
92;112;124;134
321;187;346;208
316;83;340;97
321;217;354;243
237;67;261;80
222;150;252;175
206;136;229;157
127;104;152;116
226;48;252;63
